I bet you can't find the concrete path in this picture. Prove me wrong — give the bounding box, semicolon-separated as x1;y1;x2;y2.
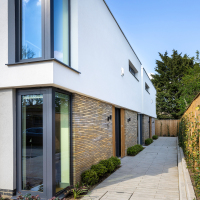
83;137;179;200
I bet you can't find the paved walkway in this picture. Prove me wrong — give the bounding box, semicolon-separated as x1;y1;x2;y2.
83;137;179;200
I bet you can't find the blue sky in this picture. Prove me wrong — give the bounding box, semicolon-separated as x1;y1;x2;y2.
105;0;200;74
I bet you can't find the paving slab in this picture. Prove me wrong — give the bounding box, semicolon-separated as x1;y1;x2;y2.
82;137;179;200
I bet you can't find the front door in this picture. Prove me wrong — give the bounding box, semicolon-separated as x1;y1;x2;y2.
115;108;121;157
17;89;48;198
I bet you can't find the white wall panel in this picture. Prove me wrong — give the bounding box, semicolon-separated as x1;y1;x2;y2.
0;89;16;190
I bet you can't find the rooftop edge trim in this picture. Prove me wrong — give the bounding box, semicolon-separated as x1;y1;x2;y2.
103;0;142;65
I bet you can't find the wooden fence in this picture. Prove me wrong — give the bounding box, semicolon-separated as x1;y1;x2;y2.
155;119;180;136
178;92;200;176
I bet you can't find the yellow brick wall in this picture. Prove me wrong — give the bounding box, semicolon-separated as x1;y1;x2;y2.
124;110;138;155
142;115;150;143
72;94;113;184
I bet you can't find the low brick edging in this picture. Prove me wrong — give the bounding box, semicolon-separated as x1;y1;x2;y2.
0;189;16;198
177;139;196;200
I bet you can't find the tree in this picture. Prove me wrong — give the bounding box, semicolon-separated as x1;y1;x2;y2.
22;46;35;59
152;50;194;119
178;52;200;115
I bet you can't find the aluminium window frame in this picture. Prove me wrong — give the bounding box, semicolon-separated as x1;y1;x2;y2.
8;0;71;67
16;88;50;199
145;82;150;94
16;87;73;199
129;65;139;82
15;0;45;62
51;87;73;196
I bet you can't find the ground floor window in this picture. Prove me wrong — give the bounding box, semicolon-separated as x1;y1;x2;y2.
17;88;72;199
55;92;70;193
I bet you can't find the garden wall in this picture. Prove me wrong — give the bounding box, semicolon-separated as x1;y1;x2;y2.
155;119;179;136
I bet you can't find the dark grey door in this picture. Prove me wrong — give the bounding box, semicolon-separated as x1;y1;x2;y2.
115;108;121;157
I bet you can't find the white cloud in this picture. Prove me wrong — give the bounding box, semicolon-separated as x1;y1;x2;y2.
37;0;41;6
24;0;30;3
148;73;154;80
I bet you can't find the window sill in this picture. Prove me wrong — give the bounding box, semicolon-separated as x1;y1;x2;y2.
6;58;81;74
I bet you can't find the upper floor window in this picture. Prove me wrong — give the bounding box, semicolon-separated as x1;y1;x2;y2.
129;60;139;81
129;66;136;76
54;0;70;65
145;83;150;94
21;0;42;59
8;0;70;66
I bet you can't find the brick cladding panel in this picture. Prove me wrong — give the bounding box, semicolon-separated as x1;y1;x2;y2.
124;110;137;156
152;118;155;136
142;115;150;143
72;94;113;184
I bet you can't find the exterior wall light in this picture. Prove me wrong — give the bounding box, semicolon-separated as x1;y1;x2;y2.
107;115;112;121
127;118;131;122
121;68;124;77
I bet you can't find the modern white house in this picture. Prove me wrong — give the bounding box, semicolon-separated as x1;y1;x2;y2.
0;0;156;199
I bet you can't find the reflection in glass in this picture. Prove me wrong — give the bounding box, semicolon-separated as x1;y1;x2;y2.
54;0;70;65
21;0;42;59
21;95;43;192
55;92;70;193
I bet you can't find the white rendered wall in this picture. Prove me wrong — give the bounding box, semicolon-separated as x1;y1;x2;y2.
0;0;156;116
0;89;16;190
141;68;157;118
55;0;143;113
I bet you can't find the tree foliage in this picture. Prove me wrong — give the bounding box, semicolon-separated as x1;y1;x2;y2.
152;50;194;119
178;53;200;115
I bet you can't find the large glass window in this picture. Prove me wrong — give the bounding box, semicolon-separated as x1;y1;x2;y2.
21;0;42;59
21;94;43;192
17;88;71;198
55;92;70;193
54;0;70;65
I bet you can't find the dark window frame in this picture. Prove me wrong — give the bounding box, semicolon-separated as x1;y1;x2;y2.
8;0;71;67
16;87;73;199
145;82;150;94
129;65;139;82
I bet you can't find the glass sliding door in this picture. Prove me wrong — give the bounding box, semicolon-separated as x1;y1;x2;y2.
55;92;70;193
21;94;43;192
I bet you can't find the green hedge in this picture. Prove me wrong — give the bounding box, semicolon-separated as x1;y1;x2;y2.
145;138;153;145
127;144;144;156
108;156;121;168
81;156;121;186
91;164;107;177
81;169;99;186
152;135;158;140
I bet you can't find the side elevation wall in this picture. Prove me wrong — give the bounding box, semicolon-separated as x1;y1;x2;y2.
124;110;138;155
72;94;113;183
142;115;150;143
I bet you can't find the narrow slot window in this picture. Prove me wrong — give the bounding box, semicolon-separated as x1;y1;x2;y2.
145;83;150;94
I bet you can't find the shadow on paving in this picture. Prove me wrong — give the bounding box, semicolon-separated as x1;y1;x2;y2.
82;137;179;200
